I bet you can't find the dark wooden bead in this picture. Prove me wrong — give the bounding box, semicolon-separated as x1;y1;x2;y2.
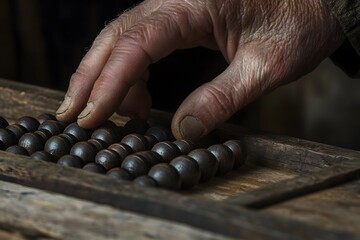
143;134;158;149
208;144;234;175
16;116;39;132
188;148;218;182
223;139;245;168
145;126;173;142
36;113;57;124
87;138;107;151
0;129;17;148
148;163;181;190
170;156;201;189
123;118;150;134
70;141;98;163
151;141;181;163
95;149;122;170
107;143;132;159
121;133;149;152
57;154;85;168
18;132;45;155
173;139;196;155
63;122;91;141
91;127;120;146
121;154;150;178
57;121;69;130
44;135;72;159
33;129;52;141
38;120;64;135
135;151;162;166
0;141;5;150
133;175;157;187
6;145;29;156
106;167;131;181
6;124;27;140
57;133;77;145
0;116;9;128
30;150;56;162
82;162;107;174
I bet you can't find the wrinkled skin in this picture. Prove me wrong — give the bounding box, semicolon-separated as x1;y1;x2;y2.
56;0;344;141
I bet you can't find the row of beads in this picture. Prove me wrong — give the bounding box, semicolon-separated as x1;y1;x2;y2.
128;139;245;190
0;114;245;190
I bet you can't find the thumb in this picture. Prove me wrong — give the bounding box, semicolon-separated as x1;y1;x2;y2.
171;44;277;141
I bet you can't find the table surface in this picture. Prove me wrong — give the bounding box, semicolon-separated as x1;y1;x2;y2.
0;78;359;240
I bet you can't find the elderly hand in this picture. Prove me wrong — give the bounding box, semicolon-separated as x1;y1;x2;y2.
56;0;344;141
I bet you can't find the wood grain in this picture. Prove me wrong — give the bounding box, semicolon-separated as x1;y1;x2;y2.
263;179;360;235
0;229;28;240
224;160;360;208
0;181;235;240
185;163;297;201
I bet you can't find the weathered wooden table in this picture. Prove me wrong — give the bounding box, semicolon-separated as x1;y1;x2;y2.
0;78;359;240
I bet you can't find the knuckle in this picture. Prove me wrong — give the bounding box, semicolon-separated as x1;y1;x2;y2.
92;21;124;50
69;65;90;86
117;27;154;63
102;18;124;38
161;1;212;39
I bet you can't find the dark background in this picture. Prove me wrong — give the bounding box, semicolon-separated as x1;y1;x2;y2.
1;0;360;150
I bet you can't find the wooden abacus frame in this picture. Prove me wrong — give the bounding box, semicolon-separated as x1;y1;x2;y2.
0;78;359;239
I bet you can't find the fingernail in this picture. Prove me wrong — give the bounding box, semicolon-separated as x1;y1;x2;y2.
56;95;72;115
179;116;204;140
78;102;94;119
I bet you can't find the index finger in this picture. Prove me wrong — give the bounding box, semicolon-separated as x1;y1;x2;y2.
76;2;212;128
56;0;161;123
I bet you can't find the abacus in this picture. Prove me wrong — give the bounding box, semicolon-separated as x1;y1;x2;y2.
0;78;359;239
0;113;245;190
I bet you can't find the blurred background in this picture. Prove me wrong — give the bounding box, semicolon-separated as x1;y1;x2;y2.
0;0;359;150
